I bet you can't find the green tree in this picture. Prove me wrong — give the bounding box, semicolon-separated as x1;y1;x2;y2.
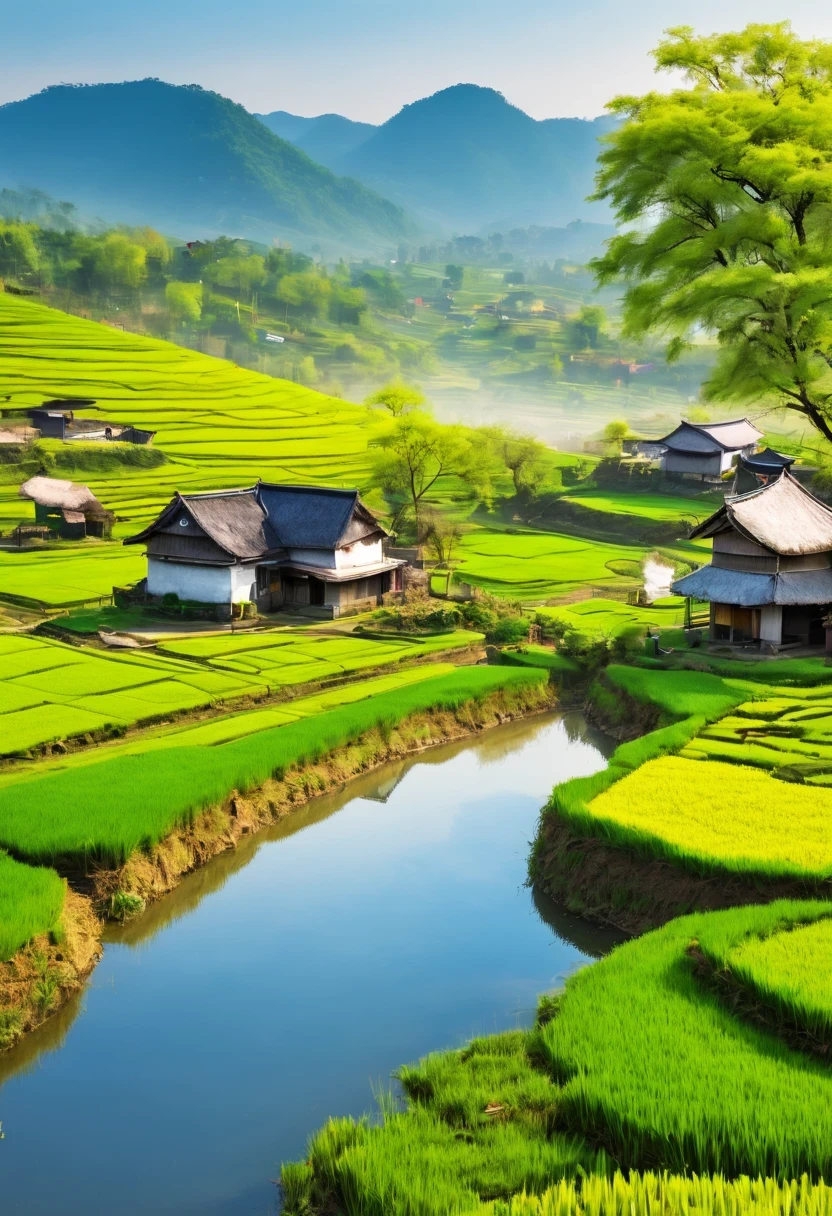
592;22;832;442
165;281;202;324
92;233;147;290
213;254;266;295
371;411;495;534
444;264;464;290
276;271;331;319
480;426;551;497
602;419;631;448
365;380;426;416
569;304;607;349
0;222;40;280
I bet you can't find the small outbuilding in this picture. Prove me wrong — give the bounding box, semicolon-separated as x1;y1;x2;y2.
673;472;832;650
653;418;763;480
19;475;114;539
125;482;407;618
731;447;796;495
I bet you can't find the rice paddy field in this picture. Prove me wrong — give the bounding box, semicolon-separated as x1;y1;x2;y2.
449;528;651;600
0;294;378;535
0;546;146;607
558;490;720;525
0;628;482;756
0;664;546;866
537;598;688;638
284;902;832;1212
0;851;65;962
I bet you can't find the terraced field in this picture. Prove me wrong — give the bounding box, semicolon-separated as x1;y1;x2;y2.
559;489;720;524
450;528;650;599
0;628;482;756
537;597;687;638
0;545;146;607
0;293;380;533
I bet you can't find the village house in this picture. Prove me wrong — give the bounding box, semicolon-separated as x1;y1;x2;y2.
19;475;114;540
647;418;764;480
673;472;832;650
125;482;407;618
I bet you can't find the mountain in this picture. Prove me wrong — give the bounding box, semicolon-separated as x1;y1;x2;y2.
256;110;376;165
0;81;412;251
260;85;615;234
341;85;615;232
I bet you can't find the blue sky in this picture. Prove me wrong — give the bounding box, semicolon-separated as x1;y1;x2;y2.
5;0;832;122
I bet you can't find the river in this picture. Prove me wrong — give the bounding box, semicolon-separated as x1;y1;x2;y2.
0;710;619;1215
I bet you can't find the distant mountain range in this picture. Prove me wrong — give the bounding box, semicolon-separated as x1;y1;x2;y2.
258;85;615;233
0;80;412;252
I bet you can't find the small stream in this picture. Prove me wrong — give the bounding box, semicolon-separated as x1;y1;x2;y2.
0;710;619;1216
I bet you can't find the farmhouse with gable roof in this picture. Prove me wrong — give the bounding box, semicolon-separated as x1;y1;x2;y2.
125;482;406;617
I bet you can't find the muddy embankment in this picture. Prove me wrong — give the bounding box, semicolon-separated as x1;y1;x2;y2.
1;679;556;1051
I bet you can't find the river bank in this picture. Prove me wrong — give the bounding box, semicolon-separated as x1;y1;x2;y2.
0;709;616;1216
0;676;556;1054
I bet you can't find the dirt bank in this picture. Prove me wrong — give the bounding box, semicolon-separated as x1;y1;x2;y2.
0;890;101;1052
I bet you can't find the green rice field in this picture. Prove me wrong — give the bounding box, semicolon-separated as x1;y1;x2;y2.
0;851;65;962
0;293;380;535
537;598;687;638
542;901;832;1178
0;629;482;755
0;546;146;607
0;664;545;865
450;529;650;600
559;489;720;524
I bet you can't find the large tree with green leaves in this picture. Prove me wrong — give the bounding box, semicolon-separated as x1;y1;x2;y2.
593;23;832;441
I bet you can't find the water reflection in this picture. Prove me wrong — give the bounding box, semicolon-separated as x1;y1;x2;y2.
0;711;616;1216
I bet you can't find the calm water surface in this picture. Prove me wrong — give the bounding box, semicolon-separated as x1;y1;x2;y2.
0;711;619;1216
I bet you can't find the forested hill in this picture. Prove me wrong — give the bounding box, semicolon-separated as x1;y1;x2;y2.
257;85;616;232
256;111;377;165
0;81;413;251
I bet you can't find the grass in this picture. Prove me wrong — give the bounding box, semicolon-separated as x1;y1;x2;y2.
559;490;720;524
576;755;832;882
0;545;146;607
450;529;650;600
537;599;688;639
0;634;263;754
0;852;65;961
541;901;832;1178
0;665;546;865
718;918;832;1044
490;1172;832;1216
602;665;746;723
283;1025;602;1216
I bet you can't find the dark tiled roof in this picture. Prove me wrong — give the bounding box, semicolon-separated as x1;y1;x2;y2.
256;483;386;549
125;483;387;559
660;419;763;454
740;447;796;474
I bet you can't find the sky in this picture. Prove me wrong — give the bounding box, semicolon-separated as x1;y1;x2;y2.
5;0;832;123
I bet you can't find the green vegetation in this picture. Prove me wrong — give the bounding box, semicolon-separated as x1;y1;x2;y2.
284;1024;601;1216
0;546;146;607
594;23;832;443
537;599;687;640
715;918;832;1045
0;852;65;961
542;902;832;1177
0;665;545;865
558;491;717;524
579;755;832;882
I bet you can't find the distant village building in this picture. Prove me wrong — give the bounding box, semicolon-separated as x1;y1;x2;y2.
27;403;155;445
732;448;796;495
125;483;407;618
643;418;764;480
673;472;832;650
19;475;114;540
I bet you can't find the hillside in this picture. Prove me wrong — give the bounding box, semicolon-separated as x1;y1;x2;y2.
256;110;376;165
0;81;412;252
263;85;616;232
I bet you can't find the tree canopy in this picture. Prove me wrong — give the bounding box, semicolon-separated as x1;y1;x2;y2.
592;23;832;441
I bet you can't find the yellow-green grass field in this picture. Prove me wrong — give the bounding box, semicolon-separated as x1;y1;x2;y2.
722;917;832;1043
0;293;380;534
0;628;482;756
537;597;687;638
0;545;146;607
449;527;651;600
559;489;721;525
580;754;832;882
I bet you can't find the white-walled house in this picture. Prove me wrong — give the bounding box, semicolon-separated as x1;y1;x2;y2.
652;418;763;480
125;483;406;617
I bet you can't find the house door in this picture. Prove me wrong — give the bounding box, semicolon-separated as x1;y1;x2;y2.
309;577;325;606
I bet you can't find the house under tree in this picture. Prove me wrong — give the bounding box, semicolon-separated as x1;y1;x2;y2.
673;472;832;649
125;482;406;617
